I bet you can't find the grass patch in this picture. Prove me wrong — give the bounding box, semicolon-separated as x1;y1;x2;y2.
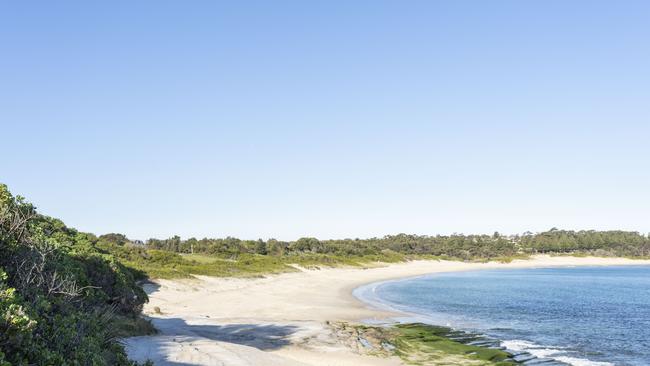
179;253;224;263
334;322;516;366
122;251;294;279
119;250;420;279
392;323;515;365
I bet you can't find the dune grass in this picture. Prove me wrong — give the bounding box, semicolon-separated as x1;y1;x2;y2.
111;244;540;280
120;250;421;279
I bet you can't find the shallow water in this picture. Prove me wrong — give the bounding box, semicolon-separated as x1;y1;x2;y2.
354;266;650;366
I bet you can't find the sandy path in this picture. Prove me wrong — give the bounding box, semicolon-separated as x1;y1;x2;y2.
125;255;650;365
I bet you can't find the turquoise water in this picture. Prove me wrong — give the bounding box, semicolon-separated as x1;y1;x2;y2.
354;266;650;366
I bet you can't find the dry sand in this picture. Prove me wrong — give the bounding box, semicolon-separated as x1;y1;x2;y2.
125;255;650;366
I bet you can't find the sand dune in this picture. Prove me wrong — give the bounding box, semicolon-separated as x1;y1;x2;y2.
125;255;650;365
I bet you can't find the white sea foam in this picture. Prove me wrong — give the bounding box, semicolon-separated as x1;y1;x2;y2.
501;339;612;366
500;339;538;351
502;340;563;358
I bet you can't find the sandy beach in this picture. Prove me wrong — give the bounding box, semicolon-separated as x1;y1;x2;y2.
125;256;650;366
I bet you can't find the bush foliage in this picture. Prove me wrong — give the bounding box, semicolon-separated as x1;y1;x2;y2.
0;184;148;365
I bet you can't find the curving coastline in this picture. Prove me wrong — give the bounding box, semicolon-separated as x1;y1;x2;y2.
125;255;650;365
351;267;642;366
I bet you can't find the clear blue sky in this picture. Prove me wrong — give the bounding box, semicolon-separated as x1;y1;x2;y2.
1;1;649;240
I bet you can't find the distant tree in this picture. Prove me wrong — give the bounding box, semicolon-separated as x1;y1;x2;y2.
254;239;268;255
98;233;130;246
291;237;320;252
266;239;286;256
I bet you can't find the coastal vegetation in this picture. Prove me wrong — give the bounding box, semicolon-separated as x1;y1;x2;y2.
0;184;152;365
119;229;650;279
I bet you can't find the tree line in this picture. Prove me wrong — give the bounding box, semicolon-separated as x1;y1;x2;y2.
141;229;650;260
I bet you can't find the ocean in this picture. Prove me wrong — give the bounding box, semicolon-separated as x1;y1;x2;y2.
354;266;650;366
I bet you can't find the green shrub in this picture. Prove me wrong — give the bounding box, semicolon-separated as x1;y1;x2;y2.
0;184;147;365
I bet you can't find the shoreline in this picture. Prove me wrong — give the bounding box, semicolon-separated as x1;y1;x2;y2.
351;265;641;366
125;255;650;365
352;261;650;322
